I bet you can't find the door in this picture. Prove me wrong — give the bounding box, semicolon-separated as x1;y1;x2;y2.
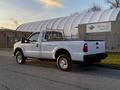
24;32;41;58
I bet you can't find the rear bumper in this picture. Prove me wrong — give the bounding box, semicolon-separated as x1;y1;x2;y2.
84;53;107;63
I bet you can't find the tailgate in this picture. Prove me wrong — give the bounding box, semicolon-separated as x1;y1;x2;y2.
86;41;105;55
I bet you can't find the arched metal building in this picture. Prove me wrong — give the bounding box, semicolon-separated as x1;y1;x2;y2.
17;9;120;36
17;8;120;51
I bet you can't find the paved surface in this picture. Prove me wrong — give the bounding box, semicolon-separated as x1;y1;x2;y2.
0;50;120;90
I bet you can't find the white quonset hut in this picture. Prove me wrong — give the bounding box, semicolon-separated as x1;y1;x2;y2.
17;9;120;37
17;8;120;51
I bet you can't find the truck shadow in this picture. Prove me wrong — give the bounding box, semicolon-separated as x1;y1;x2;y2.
25;59;120;80
26;59;57;68
73;64;120;80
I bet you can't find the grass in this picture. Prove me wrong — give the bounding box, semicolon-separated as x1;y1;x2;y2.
101;53;120;65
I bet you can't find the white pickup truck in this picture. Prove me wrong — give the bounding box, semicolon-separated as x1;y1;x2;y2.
14;31;107;71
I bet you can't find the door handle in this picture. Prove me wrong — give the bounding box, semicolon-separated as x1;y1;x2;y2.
36;43;39;47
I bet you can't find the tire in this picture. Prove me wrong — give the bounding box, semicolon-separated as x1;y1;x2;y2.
15;51;26;64
57;54;72;71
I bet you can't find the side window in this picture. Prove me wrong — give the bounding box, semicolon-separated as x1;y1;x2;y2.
45;32;52;41
44;31;63;41
52;32;63;40
28;33;39;42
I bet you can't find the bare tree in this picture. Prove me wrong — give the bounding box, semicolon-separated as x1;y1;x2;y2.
106;0;120;8
88;4;102;12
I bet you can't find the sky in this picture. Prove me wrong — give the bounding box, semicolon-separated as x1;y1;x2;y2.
0;0;109;30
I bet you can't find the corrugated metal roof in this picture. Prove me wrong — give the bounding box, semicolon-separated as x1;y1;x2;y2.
17;8;120;36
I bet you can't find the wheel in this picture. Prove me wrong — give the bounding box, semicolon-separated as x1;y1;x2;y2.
57;54;72;71
15;51;26;64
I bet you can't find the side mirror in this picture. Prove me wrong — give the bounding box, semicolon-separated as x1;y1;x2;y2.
21;37;30;43
25;39;30;43
21;37;26;43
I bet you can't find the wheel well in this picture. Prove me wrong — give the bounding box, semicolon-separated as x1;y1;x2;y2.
55;49;71;59
14;48;23;56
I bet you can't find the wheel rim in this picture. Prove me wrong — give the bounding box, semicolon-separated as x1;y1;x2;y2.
17;53;22;63
59;57;68;69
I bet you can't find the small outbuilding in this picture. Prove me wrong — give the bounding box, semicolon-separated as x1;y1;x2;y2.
17;8;120;51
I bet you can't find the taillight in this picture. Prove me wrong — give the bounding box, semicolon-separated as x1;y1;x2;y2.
83;43;88;52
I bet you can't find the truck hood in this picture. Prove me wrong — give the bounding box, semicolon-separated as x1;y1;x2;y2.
15;41;21;45
14;41;22;48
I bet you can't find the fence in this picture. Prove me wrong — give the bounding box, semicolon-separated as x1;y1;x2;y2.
84;32;120;52
0;30;31;48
